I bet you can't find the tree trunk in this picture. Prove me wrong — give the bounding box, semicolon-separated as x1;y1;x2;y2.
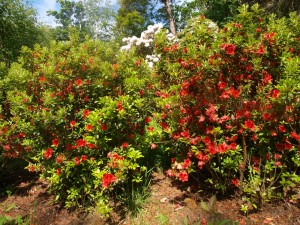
163;0;176;35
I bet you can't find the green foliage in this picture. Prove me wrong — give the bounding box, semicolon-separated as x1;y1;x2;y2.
243;0;300;17
153;3;300;208
0;215;30;225
0;0;46;64
1;1;300;217
0;34;158;214
47;0;93;41
115;0;150;38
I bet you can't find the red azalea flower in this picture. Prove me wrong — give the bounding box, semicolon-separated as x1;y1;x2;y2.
75;79;83;86
116;101;123;111
218;81;227;90
77;139;87;147
231;178;239;187
145;116;151;123
230;87;240;98
263;73;272;85
56;154;65;164
244;120;256;131
28;165;35;172
166;169;175;177
81;155;88;161
83;109;90;118
182;158;191;169
180;130;190;139
17;132;26;139
291;132;300;141
52;139;59;147
87;143;96;149
44;148;53;159
256;44;265;54
275;161;281;167
172;132;181;140
230;142;237;150
271;130;277;136
277;125;286;133
218;142;230;153
271;89;280;98
274;153;282;160
285;142;293;150
147;126;154;132
198;161;205;169
178;171;188;182
86;124;93;131
74;157;80;165
101;124;107;131
121;142;129;149
56;168;61;175
160;122;169;130
150;143;157;149
39;76;46;83
102;174;117;188
221;43;236;55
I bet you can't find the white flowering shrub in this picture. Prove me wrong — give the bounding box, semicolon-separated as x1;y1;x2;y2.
120;23;177;68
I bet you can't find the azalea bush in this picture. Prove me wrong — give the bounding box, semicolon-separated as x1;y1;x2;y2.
1;3;300;216
153;4;300;209
0;33;161;214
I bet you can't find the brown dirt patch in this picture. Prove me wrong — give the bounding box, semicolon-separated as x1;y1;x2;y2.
1;170;299;225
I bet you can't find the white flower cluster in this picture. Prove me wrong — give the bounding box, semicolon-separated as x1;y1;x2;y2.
145;54;161;69
205;21;218;31
120;23;164;51
120;23;177;69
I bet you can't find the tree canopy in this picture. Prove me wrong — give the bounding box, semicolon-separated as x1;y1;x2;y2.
0;0;45;64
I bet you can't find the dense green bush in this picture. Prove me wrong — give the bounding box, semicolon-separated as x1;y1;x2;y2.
0;34;160;214
0;3;299;215
153;4;300;210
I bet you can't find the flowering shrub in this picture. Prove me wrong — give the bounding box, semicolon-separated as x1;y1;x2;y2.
1;3;300;215
121;23;176;68
153;4;300;209
0;35;159;214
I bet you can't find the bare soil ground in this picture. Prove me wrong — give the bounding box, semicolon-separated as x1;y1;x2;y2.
1;169;300;225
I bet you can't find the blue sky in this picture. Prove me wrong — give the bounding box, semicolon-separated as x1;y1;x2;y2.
30;0;60;26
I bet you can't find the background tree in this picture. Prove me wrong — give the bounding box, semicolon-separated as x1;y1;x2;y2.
115;0;151;38
83;0;117;40
47;0;92;41
243;0;300;17
161;0;176;35
149;0;177;35
0;0;45;65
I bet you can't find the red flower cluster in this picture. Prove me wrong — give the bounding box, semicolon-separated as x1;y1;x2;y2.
86;124;93;131
121;142;129;149
52;139;59;147
116;101;123;111
70;121;76;127
102;174;117;188
83;109;90;118
77;139;87;147
178;171;188;182
221;43;236;55
231;178;239;187
44;148;53;159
